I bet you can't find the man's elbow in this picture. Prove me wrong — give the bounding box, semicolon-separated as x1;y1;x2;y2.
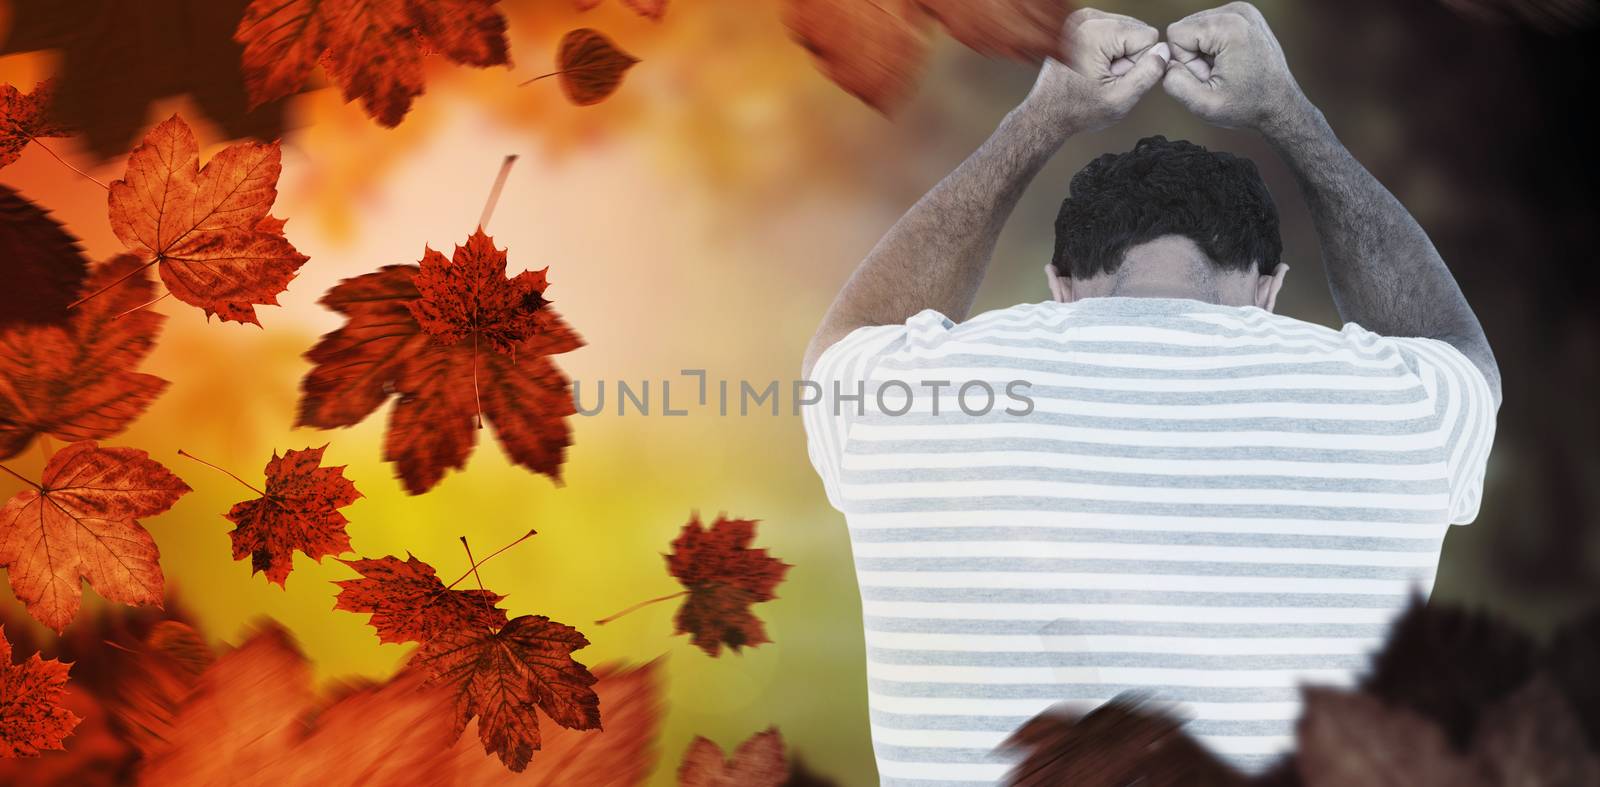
1454;336;1504;413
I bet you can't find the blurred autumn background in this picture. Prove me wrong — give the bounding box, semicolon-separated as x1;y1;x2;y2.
1;0;1597;784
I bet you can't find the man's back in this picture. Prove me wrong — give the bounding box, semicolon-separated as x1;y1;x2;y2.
803;297;1497;783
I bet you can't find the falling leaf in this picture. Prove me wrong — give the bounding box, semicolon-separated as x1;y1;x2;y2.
213;446;362;586
571;0;670;19
333;553;508;645
0;0;290;159
623;0;671;20
997;696;1248;787
914;0;1070;62
1296;687;1489;787
297;254;583;494
0;184;90;330
552;29;640;106
783;0;929;113
109;621;214;757
0;80;72;171
666;514;791;656
234;0;511;127
0;625;82;758
445;659;666;785
0;442;190;633
409;614;602;772
136;622;459;786
0;255;170;461
678;727;790;787
106;115;308;325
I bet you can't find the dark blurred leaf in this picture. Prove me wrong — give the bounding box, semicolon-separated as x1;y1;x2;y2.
0;185;89;329
1440;0;1599;32
1295;688;1489;787
998;695;1247;787
1359;596;1538;748
1545;609;1600;748
1473;676;1600;786
784;754;841;786
0;0;292;158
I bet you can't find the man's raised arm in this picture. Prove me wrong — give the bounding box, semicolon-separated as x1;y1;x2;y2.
1162;2;1502;409
801;9;1169;378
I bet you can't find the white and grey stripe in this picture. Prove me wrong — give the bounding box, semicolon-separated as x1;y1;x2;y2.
803;297;1496;783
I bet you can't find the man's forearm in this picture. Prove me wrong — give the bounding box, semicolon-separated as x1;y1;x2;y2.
801;106;1067;377
1263;102;1503;406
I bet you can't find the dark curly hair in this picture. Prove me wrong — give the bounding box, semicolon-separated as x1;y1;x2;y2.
1052;136;1282;279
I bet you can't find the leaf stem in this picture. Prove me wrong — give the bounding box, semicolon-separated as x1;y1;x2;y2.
114;291;172;320
385;528;537;640
0;463;42;489
471;332;484;429
29;138;110;190
441;528;538;591
67;256;160;311
176;449;268;498
594;590;688;626
517;65;625;86
478;154;517;232
459;536;497;634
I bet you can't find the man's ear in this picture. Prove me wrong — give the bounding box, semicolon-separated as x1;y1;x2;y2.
1256;262;1290;311
1046;263;1076;303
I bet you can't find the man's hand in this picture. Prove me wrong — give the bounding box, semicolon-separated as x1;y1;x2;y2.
1162;2;1312;133
1022;9;1169;135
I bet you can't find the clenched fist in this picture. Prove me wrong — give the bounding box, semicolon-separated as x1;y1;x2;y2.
1162;2;1312;133
1022;9;1171;135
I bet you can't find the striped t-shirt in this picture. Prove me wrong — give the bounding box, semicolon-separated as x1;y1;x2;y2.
801;296;1497;785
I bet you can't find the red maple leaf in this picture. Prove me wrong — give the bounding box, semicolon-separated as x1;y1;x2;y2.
105;114;308;325
666;514;791;657
216;446;362;586
678;727;791;787
234;0;511;127
409;614;601;772
0;255;168;460
0;79;71;170
333;553;508;645
0;625;82;758
408;229;557;355
0;441;190;633
296;234;583;495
